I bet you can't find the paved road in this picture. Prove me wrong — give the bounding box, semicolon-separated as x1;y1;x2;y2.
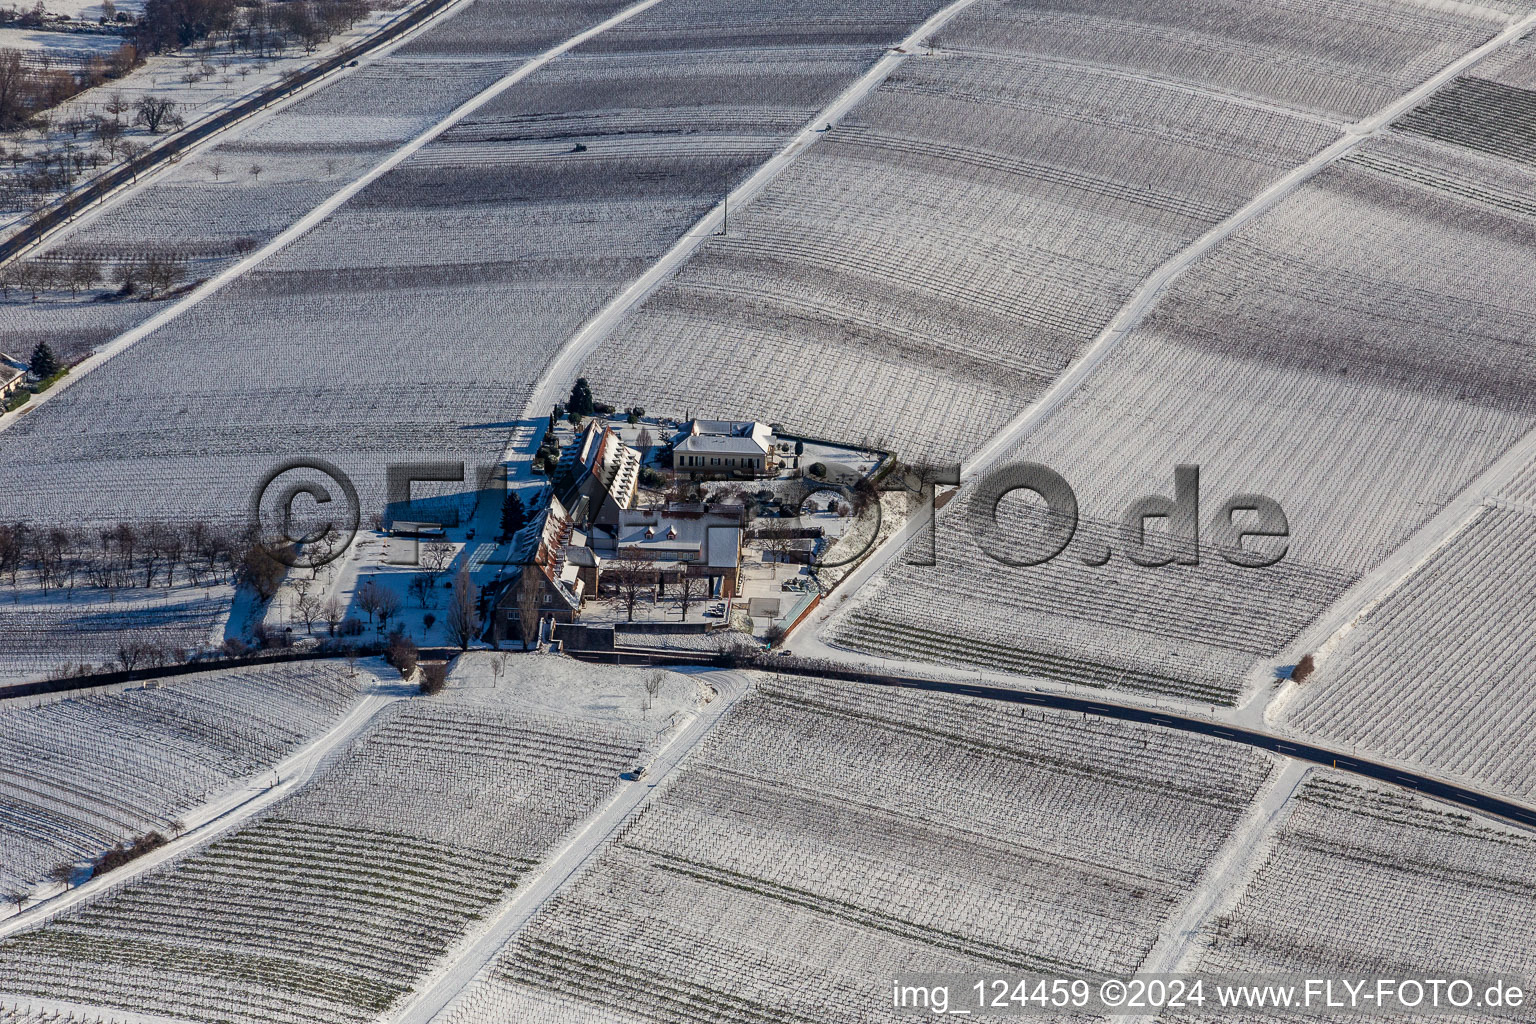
824;668;1536;830
388;668;750;1024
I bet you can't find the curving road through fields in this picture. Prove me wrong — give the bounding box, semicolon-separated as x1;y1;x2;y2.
788;664;1536;832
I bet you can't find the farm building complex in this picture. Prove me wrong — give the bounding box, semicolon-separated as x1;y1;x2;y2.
0;0;1531;1021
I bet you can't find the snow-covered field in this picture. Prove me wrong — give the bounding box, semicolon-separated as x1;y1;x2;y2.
825;89;1536;704
0;0;954;533
0;581;233;682
432;673;1276;1023
0;660;373;896
0;656;704;1023
0;0;427;237
1277;505;1536;801
576;0;1517;465
1;54;544;365
1165;772;1536;1019
0;27;123;63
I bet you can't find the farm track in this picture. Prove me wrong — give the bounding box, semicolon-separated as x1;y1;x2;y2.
387;669;749;1024
0;0;468;267
0;677;414;940
517;0;990;428
0;0;671;438
1240;418;1536;721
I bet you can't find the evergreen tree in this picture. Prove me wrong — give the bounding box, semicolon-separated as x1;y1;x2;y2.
499;490;526;542
29;341;58;379
568;377;595;416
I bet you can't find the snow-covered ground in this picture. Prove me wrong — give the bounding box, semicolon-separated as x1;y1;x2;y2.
0;27;124;61
0;655;712;1023
0;0;421;238
27;0;145;21
0;658;378;899
431;672;1278;1023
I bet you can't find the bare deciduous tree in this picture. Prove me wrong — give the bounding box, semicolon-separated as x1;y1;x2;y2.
116;639;164;672
134;94;181;133
446;565;480;650
642;670;665;719
322;596;344;635
46;863;74;891
374;585;402;630
608;558;654;622
104;91;129;123
293;588;323;633
677;572;704;621
141;254;184;298
421;540;454;575
354;579;383;624
516;566;541;650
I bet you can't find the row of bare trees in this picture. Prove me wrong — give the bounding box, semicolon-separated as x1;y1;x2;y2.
0;252;186;301
0;519;276;597
604;559;707;622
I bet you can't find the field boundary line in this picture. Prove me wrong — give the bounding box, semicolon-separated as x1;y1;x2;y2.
958;9;1536;483
0;672;412;939
1249;421;1536;728
0;0;671;438
517;0;991;426
1125;759;1311;1015
0;0;473;266
385;668;750;1024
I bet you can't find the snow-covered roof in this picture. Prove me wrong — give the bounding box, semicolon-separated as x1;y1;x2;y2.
706;527;742;568
675;434;768;457
557;421;641;518
602;508;743;569
674;418;775;457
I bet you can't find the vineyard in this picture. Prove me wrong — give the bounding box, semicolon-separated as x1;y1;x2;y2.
575;0;1515;464
953;0;1521;119
1168;773;1536;1003
1397;22;1536;168
2;50;550;368
432;675;1277;1022
1504;456;1536;504
0;582;232;682
826;106;1536;702
1279;506;1536;802
0;660;369;895
0;0;954;534
0;659;676;1023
